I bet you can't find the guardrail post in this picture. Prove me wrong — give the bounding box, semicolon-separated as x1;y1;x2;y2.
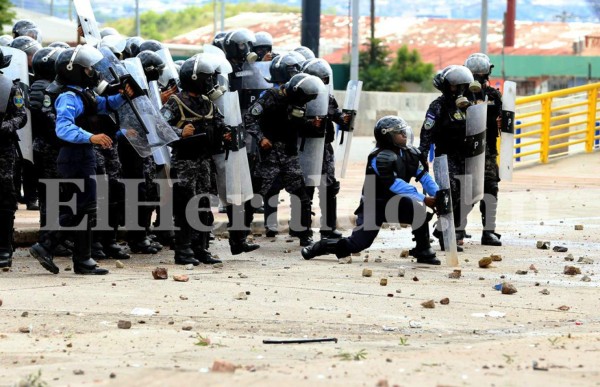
515;122;521;162
585;87;598;152
540;98;552;163
595;122;599;149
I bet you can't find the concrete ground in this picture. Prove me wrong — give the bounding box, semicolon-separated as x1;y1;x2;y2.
1;139;600;386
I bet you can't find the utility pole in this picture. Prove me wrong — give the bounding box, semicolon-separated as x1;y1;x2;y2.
350;0;359;81
301;0;321;56
135;0;141;36
221;0;225;31
480;0;488;54
50;0;54;16
213;0;217;35
370;0;375;64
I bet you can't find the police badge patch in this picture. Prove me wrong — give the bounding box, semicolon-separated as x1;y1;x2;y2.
251;104;263;116
13;89;24;108
43;94;52;108
424;112;435;130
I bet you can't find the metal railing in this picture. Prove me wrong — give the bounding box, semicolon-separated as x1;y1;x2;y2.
512;82;600;164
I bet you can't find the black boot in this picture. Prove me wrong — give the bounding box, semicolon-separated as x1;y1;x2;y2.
227;204;260;255
290;189;313;247
482;231;502;246
481;199;502;246
319;181;342;239
409;213;440;265
101;230;131;260
192;232;221;265
0;210;15;268
432;227;463;253
91;232;106;260
301;238;340;260
174;223;199;265
72;211;108;275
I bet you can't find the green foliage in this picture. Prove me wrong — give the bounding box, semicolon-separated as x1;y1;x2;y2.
0;0;16;32
105;3;299;41
17;370;48;387
359;39;434;92
336;349;367;361
195;333;211;347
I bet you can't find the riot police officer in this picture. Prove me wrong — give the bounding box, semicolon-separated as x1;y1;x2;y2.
0;49;28;268
12;19;42;43
464;53;503;246
302;116;440;264
253;32;274;61
160;55;229;265
419;65;476;250
245;73;323;247
29;45;134;275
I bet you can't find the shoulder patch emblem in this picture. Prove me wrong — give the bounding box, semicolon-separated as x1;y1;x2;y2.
13;89;24;108
43;94;52;108
251;104;263;116
162;109;173;121
424;117;435;130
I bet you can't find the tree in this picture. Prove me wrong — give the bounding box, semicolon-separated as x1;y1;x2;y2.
0;0;16;33
359;39;434;91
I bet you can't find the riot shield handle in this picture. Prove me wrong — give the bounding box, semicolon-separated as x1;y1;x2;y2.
108;67;149;134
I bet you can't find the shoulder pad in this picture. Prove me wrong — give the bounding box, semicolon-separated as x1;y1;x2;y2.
406;145;421;156
377;149;399;163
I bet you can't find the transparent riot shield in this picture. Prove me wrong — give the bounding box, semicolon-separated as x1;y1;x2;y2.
240;61;273;113
298;83;328;187
73;0;101;46
464;102;487;204
124;58;173;167
334;80;363;178
156;48;180;91
500;81;517;181
433;155;459;267
219;91;253;205
1;47;33;162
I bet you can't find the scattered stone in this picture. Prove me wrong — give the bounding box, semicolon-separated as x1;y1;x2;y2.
64;267;71;271
351;252;361;256
338;256;352;264
185;264;194;270
73;369;84;375
529;264;538;273
212;359;238;373
536;241;551;250
581;275;591;282
578;257;594;264
412;276;419;282
363;258;368;263
409;320;422;328
362;268;372;277
516;270;528;275
448;269;461;279
374;257;383;263
540;289;550;295
115;260;125;269
565;254;574;262
557;305;570;311
553;246;568;253
235;292;248;300
238;273;248;279
347;314;351;318
440;297;450;305
21;311;28;317
421;300;435;309
181;326;192;331
397;267;405;277
380;278;388;286
173;275;189;282
395;289;402;294
110;372;116;379
574;225;584;231
152;267;168;280
283;249;291;254
213;262;224;269
400;250;410;258
179;295;188;300
117;320;132;329
387;293;394;297
1;267;9;272
490;254;502;262
479;257;493;268
18;327;30;333
501;282;517;295
564;266;581;275
376;379;389;387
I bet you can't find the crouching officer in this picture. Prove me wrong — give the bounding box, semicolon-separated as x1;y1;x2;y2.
29;45;134;275
160;54;227;265
302;116;441;265
0;49;28;268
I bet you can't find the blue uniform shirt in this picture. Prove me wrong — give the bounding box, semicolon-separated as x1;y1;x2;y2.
55;87;125;144
371;149;439;202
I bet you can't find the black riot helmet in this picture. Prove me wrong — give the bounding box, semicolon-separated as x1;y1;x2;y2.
54;45;104;88
438;65;474;109
374;116;414;150
179;54;224;100
253;31;272;61
12;19;41;44
284;73;323;107
294;46;315;61
98;34;127;59
123;36;144;59
137;50;165;82
48;41;70;49
301;58;332;85
464;52;494;92
268;51;304;84
32;47;64;80
100;27;120;39
212;31;228;51
0;35;14;47
138;39;163;53
0;49;12;69
10;36;42;58
223;29;258;64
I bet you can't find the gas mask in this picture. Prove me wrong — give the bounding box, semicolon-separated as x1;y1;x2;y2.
206;83;227;101
83;67;101;89
468;74;488;93
246;51;258;64
451;84;471;109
